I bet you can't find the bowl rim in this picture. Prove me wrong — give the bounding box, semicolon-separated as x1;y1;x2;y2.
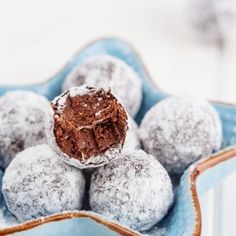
0;211;141;236
0;38;236;236
190;147;236;236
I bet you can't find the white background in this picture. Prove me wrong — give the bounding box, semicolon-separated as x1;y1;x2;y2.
0;0;236;235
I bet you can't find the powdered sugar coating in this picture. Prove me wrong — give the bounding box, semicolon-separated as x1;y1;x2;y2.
188;0;236;43
123;116;141;151
47;86;126;169
139;95;222;175
62;55;142;117
89;150;174;232
2;144;85;222
0;91;50;169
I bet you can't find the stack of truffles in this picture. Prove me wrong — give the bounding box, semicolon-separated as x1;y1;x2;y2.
0;55;223;232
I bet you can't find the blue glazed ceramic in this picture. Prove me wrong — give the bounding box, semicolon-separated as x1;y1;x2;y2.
0;38;236;236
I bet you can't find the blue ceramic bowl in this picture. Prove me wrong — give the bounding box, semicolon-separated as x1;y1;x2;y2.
0;38;236;236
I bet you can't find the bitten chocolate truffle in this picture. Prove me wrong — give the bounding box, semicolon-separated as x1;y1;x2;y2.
62;55;142;117
47;86;128;169
0;91;50;169
2;144;85;222
139;95;223;175
89;150;174;232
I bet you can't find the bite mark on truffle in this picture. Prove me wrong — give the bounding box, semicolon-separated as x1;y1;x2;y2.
52;87;128;161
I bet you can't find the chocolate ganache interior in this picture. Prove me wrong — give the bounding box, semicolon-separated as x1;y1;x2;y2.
52;87;128;160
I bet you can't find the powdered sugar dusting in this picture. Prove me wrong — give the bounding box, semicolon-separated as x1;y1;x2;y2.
69;85;92;97
0;90;50;169
139;95;223;175
90;150;174;232
52;92;68;113
2;144;85;222
123;116;141;151
62;55;142;117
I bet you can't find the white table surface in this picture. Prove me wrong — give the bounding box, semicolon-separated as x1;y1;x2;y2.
1;0;236;235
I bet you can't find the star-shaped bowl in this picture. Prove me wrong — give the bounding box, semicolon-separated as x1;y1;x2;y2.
0;38;236;236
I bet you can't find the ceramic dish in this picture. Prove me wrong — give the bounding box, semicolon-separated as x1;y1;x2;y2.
0;38;236;236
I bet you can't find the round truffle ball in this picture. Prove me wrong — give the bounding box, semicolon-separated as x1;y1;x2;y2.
139;95;222;175
123;116;141;151
89;150;174;232
0;91;50;169
47;86;128;169
62;55;142;117
187;0;236;43
2;144;85;222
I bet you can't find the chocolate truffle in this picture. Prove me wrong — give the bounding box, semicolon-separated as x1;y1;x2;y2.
89;150;174;232
139;95;222;175
62;55;142;117
0;91;50;169
47;86;128;169
2;144;85;222
123;116;141;151
187;0;236;43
